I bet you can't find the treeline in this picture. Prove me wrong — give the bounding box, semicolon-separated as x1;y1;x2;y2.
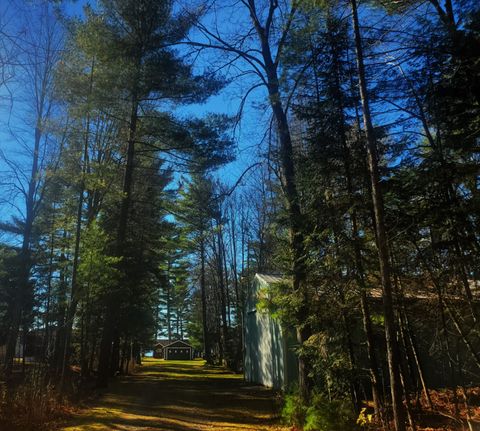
177;168;277;369
0;0;479;430
182;0;480;430
0;0;236;418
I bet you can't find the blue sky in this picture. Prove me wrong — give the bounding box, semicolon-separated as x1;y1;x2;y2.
65;0;266;183
0;0;269;240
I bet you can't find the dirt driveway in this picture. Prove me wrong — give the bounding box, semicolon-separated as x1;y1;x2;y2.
60;358;287;431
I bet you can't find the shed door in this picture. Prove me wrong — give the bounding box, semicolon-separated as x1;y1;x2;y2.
167;347;190;360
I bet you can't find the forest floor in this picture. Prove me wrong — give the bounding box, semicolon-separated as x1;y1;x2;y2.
59;358;287;431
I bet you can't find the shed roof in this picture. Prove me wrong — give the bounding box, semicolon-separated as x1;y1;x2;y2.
255;273;284;285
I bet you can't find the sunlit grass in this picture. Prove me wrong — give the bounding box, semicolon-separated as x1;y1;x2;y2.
60;357;286;431
139;357;242;380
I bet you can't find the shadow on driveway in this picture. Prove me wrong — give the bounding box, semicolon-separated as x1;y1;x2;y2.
61;358;287;431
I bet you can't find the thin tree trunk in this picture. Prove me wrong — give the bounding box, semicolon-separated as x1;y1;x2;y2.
350;0;405;428
166;262;172;340
341;308;360;413
395;268;432;410
397;335;416;431
88;334;97;374
60;59;95;390
223;237;231;329
335;40;384;418
216;223;228;363
230;210;244;367
3;124;42;377
200;237;212;363
53;231;68;375
41;207;56;363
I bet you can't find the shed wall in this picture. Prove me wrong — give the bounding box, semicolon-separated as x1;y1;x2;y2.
244;276;298;389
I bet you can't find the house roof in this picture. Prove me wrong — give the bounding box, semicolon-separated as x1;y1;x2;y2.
254;273;479;302
368;288;436;301
154;339;172;347
164;340;192;349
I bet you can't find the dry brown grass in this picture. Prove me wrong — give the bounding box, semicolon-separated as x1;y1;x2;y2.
0;370;73;431
414;387;480;431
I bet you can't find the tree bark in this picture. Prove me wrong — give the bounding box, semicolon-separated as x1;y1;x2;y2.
200;237;212;363
97;94;139;387
350;0;406;428
246;0;311;399
60;59;95;390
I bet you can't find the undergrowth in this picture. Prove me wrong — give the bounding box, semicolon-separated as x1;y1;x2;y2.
282;391;359;431
0;370;71;431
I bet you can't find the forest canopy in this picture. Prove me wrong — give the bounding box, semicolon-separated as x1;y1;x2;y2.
0;0;479;430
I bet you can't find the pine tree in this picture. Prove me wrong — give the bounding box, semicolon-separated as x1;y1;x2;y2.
68;0;223;387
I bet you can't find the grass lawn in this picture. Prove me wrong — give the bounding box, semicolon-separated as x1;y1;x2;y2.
60;358;287;431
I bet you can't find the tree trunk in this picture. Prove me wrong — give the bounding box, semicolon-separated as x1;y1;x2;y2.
334;40;384;418
97;96;138;387
60;92;92;389
3;124;42;377
216;222;228;363
167;263;172;340
41;208;56;363
350;0;405;428
246;0;310;399
200;237;212;363
403;308;432;409
60;60;96;386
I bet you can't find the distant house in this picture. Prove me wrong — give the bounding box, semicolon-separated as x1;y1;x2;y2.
0;340;23;360
154;339;193;360
0;332;40;363
244;273;298;390
153;339;170;358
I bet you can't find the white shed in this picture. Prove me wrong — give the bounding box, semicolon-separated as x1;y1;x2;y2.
244;273;298;389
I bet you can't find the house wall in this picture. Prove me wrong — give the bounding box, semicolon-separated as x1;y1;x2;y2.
0;339;25;362
153;347;164;358
163;341;193;360
245;275;480;392
165;347;192;360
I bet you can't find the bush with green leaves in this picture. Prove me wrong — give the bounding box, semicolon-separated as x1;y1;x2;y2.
281;391;307;427
304;393;358;431
282;390;359;431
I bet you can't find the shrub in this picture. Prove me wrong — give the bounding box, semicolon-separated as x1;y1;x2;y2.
0;369;70;431
304;393;358;431
282;391;307;428
282;389;360;431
